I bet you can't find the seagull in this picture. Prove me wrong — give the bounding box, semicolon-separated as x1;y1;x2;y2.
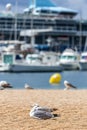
29;104;54;119
0;81;12;89
24;83;33;89
64;80;77;90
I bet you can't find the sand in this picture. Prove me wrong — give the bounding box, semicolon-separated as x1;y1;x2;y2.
0;89;87;130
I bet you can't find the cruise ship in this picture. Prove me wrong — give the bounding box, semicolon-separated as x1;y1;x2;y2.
0;0;87;52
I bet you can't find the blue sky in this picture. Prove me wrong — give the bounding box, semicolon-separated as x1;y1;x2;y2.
0;0;86;19
52;0;87;19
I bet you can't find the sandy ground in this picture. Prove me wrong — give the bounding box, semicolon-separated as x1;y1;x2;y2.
0;89;87;130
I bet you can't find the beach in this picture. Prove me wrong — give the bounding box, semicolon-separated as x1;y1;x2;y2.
0;89;87;130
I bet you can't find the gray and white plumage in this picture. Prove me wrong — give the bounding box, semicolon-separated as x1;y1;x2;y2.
30;110;54;119
64;80;77;90
24;83;33;89
31;104;52;112
29;104;54;119
0;81;12;89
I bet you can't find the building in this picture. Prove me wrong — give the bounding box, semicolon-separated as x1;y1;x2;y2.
0;0;87;52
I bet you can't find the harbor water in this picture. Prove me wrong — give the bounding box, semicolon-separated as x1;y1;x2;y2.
0;71;87;89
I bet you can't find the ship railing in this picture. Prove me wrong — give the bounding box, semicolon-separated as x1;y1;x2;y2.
0;24;76;30
76;31;87;36
1;25;87;34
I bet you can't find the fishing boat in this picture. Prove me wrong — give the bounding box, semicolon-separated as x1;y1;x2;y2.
59;48;81;70
0;52;63;72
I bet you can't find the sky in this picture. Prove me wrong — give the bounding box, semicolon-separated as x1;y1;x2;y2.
52;0;87;19
0;0;87;19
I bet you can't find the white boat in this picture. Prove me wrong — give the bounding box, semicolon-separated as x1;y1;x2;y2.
59;48;81;70
79;37;87;70
79;52;87;70
0;52;63;72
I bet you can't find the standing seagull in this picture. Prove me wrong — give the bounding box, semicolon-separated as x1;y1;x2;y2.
64;80;77;90
0;81;12;89
24;83;33;89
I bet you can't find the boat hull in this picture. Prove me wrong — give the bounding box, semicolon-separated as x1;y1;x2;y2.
0;64;12;72
79;52;87;70
60;62;81;70
0;64;63;72
79;62;87;70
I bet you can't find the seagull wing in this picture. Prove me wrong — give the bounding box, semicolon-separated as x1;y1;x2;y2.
31;110;53;119
2;84;13;88
67;83;77;89
36;107;51;112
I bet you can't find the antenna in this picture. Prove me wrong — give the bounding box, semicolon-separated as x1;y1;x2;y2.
31;0;36;8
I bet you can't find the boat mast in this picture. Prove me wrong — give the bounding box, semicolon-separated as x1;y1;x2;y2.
31;0;36;8
79;11;82;52
30;0;36;46
84;37;87;51
14;0;18;43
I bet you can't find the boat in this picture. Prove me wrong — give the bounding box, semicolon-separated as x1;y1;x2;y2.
59;48;81;70
79;37;87;70
0;0;86;52
79;52;87;70
0;52;63;72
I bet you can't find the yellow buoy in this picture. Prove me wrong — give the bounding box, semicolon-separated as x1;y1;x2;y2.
49;73;62;85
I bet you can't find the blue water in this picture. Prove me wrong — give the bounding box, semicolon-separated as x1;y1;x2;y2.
0;71;87;89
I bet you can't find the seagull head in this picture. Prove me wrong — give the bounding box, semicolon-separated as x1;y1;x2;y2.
64;80;77;90
64;80;71;90
64;80;69;85
34;103;39;107
30;103;39;113
31;103;39;108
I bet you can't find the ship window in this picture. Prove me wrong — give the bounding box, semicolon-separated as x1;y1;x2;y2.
16;55;22;60
61;56;68;59
68;56;72;59
51;11;58;14
61;56;66;59
61;55;76;60
3;54;13;64
82;56;87;59
67;56;77;60
40;10;49;13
